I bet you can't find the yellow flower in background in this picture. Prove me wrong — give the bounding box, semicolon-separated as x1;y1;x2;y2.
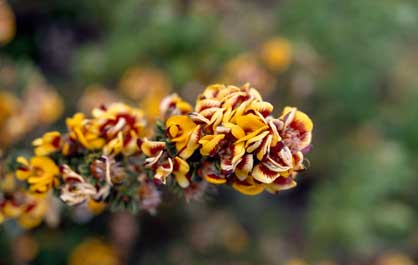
260;37;293;73
33;131;61;156
0;190;49;229
77;84;120;113
219;54;274;94
118;66;171;101
0;90;18;127
17;195;48;229
38;89;64;124
24;80;64;124
0;172;16;192
0;0;15;45
377;252;415;265
0;72;64;149
69;238;120;265
16;156;59;194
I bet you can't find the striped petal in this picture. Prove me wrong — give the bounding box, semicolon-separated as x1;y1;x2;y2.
205;174;227;184
179;125;201;159
155;158;174;184
265;176;297;194
173;157;190;188
251;163;281;184
236;113;266;132
235;154;254;181
232;177;264;195
199;134;225;156
141;140;166;156
248;101;273;117
256;134;272;161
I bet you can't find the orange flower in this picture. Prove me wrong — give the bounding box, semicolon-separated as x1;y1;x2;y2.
260;37;292;73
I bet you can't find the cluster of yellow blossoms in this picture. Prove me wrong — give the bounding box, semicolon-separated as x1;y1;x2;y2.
1;83;312;229
0;173;54;229
145;83;313;195
0;67;63;149
16;103;147;205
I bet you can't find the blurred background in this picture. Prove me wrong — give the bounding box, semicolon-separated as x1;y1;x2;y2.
1;0;418;264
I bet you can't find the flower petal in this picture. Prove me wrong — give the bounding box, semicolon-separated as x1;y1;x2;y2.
251;163;281;184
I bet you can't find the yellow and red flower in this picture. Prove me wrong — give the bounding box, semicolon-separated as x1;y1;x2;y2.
66;113;105;151
0;190;49;229
159;84;313;195
141;139;191;188
33;131;62;156
16;156;60;194
93;103;146;155
166;115;201;159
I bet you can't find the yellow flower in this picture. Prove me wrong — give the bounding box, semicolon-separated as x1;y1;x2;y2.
32;131;61;156
280;106;313;152
77;84;120;113
0;0;15;45
69;238;120;265
92;103;146;155
260;37;292;73
118;66;171;101
16;156;60;194
166;115;200;159
0;90;18;127
160;93;193;119
141;139;191;188
37;88;63;124
218;54;274;94
232;176;264;195
17;195;47;229
172;156;190;188
66;113;105;150
187;84;313;195
141;140;173;184
87;199;107;215
199;134;225;156
0;191;48;229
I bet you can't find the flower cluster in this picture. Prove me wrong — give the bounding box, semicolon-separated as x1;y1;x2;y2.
2;83;312;229
0;173;54;229
0;65;63;149
146;83;313;195
13;103;151;219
